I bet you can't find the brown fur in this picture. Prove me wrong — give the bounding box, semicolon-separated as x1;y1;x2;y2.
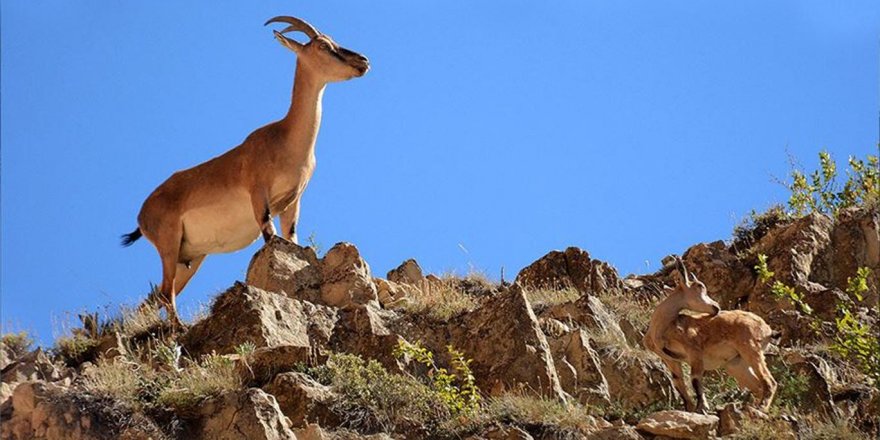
643;257;777;413
125;17;369;327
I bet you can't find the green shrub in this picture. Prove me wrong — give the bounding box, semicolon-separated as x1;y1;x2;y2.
768;360;811;410
832;267;879;388
156;352;241;413
786;151;879;216
394;340;480;415
308;352;450;433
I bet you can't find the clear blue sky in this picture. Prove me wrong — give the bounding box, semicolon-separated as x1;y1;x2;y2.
2;2;878;344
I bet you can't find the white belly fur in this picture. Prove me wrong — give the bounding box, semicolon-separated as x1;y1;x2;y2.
179;191;260;259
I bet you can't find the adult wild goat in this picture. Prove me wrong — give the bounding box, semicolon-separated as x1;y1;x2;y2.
121;16;369;327
643;257;777;413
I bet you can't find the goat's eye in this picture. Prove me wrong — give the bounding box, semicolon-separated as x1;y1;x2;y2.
320;43;330;51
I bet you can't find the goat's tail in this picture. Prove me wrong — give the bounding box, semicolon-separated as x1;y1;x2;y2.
121;228;143;247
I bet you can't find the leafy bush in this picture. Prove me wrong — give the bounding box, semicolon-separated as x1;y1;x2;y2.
308;352;451;434
832;267;879;388
754;253;813;315
786;151;879;216
394;340;480;415
768;360;811;410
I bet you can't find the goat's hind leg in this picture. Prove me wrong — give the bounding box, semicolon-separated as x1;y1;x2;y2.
663;359;696;412
725;356;767;410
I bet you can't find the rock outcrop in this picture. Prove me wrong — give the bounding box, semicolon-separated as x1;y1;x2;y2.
515;247;623;295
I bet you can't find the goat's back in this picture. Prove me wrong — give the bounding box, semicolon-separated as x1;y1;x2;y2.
674;310;773;350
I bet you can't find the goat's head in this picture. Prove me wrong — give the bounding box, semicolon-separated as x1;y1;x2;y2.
266;16;370;83
665;256;721;316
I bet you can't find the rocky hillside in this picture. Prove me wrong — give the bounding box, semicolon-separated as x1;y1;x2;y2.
1;205;878;440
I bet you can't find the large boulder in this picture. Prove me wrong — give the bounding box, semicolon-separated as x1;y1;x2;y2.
636;410;718;439
1;382;161;440
182;282;337;358
247;236;323;302
386;259;425;285
195;388;296;440
247;238;379;308
263;372;339;428
814;207;880;306
329;305;404;372
540;295;628;348
448;284;566;400
321;243;379;308
596;345;673;412
515;247;623;295
545;329;610;406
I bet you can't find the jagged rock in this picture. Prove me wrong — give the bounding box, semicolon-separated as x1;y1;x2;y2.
330;305;403;372
546;329;610;405
814;207;880;306
247;236;323;302
541;295;628;347
449;284;566;400
196;388;296;440
386;259;424;285
241;345;318;386
750;213;834;314
374;278;411;307
321;242;379;308
515;247;623;295
182;282;336;358
1;381;161;440
636;410;718;439
716;403;770;437
1;348;69;386
596;345;673;411
263;372;338;428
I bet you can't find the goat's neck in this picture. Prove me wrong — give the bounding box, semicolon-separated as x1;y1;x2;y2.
647;296;684;343
281;63;326;158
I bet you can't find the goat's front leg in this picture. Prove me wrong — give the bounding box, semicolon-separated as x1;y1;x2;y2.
690;358;708;414
279;198;301;244
251;194;276;242
663;359;696;411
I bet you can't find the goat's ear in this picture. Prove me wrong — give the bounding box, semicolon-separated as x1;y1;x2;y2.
273;31;303;54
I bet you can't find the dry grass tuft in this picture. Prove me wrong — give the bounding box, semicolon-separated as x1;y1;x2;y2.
477;393;602;435
1;331;33;358
525;286;582;309
395;279;480;321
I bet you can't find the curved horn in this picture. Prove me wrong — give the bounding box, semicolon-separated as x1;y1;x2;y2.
675;256;693;286
264;16;320;39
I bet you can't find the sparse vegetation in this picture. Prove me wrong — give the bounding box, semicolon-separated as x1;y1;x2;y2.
1;331;33;358
733;205;790;250
832;267;879;388
785;151;879;216
754;253;813;315
768;360;811;411
478;393;601;436
394;340;480;415
525;285;581;309
307;352;452;434
396;278;479;321
156;352;241;413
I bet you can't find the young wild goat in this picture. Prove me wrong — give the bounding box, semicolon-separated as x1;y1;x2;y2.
644;257;777;413
121;16;369;327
